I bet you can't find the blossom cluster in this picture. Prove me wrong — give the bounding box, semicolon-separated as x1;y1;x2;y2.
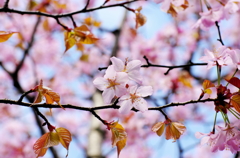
193;0;240;30
93;57;153;114
196;121;240;154
200;45;240;69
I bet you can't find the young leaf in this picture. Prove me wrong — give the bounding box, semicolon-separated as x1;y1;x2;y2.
33;127;72;158
152;122;165;136
135;7;147;29
0;31;17;42
33;132;50;158
107;121;127;158
84;17;101;27
31;80;65;110
73;25;99;44
64;31;77;53
226;77;240;89
202;79;215;94
56;127;72;157
230;94;240;113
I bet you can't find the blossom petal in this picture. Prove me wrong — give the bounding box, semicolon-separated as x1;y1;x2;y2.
136;86;153;97
110;57;125;72
133;98;148;112
102;88;115;104
119;99;133;114
127;70;142;84
115;72;129;84
93;77;108;91
126;60;141;72
104;65;116;79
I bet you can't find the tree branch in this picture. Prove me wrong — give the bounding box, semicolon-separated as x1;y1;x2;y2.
98;55;207;75
0;0;140;18
215;21;224;46
0;97;216;113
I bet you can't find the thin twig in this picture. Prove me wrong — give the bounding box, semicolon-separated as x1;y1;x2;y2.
215;21;224;46
98;56;207;75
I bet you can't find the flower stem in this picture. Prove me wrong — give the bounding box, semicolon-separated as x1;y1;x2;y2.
216;63;221;86
229;108;240;119
212;112;217;133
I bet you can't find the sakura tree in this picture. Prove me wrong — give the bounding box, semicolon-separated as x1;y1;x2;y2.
0;0;240;158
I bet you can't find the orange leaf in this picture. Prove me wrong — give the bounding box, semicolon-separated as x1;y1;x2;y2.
33;133;50;158
108;121;127;158
64;31;77;53
32;80;64;110
56;127;72;157
230;94;240;113
202;80;215;90
165;122;186;142
152;122;165;136
202;80;215;95
33;127;72;158
0;31;17;42
135;7;147;29
74;25;99;44
84;17;101;27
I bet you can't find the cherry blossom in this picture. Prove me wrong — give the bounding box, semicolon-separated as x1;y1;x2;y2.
118;85;153;114
93;65;128;104
110;56;142;84
229;49;240;69
199;46;232;69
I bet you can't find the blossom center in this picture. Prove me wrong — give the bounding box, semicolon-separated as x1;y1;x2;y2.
107;79;120;89
130;93;139;103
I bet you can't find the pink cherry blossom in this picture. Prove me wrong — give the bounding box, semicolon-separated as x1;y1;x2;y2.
214;123;240;153
199;46;232;69
228;49;240;69
110;56;142;84
192;7;224;30
118;85;153;114
196;122;240;153
93;65;129;104
195;131;224;152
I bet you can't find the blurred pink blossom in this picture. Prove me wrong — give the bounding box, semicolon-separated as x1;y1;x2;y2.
199;46;232;69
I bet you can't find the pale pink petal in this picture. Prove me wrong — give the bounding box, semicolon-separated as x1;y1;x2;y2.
110;57;124;72
115;72;129;84
195;132;206;139
119;99;133;114
104;65;116;79
126;60;141;72
154;0;164;4
128;70;142;84
129;85;138;94
102;88;115;104
93;77;108;91
201;136;210;145
119;93;131;101
133;98;148;112
115;85;127;97
136;86;153;97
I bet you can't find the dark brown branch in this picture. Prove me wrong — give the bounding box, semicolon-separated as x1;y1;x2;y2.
0;0;140;18
3;0;10;8
98;56;207;75
142;56;207;75
70;15;77;28
83;0;91;10
215;21;224;46
0;98;216;112
18;89;34;102
55;17;69;30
